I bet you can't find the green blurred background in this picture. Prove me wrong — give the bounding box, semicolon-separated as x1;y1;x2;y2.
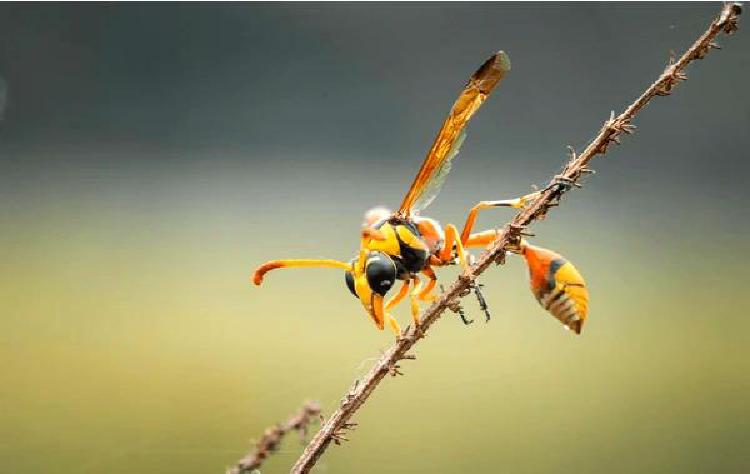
1;3;749;473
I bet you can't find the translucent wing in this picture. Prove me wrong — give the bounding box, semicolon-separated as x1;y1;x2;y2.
398;51;510;216
411;131;466;212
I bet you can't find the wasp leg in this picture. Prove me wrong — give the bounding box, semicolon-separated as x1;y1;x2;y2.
460;193;542;243
409;276;422;327
437;224;469;271
473;283;492;322
381;280;411;337
464;230;497;249
387;280;410;311
386;314;402;336
417;267;438;302
252;259;351;285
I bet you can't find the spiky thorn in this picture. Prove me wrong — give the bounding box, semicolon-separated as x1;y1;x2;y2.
566;145;578;162
668;49;677;66
330;430;347;445
288;5;742;473
694;40;722;60
340;385;357;408
388;362;404;377
330;421;358;445
719;2;742;33
386;351;416;377
655;64;688;96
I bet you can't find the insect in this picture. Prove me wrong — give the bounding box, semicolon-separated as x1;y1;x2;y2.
253;51;589;336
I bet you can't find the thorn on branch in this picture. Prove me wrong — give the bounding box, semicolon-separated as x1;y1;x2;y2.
341;389;356;407
655;66;687;96
331;421;358;445
388;362;404;377
668;49;677;66
618;120;636;135
331;431;348;444
600;118;636;153
718;3;742;34
388;352;416;376
566;145;578;162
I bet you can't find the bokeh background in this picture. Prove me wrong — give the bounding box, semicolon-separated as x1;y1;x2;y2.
1;3;749;473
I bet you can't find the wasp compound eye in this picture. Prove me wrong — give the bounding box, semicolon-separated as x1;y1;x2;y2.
344;271;357;297
365;253;397;296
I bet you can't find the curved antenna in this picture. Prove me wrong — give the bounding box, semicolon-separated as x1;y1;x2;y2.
253;259;352;285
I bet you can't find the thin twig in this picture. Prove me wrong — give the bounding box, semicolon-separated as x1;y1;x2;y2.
290;4;742;473
228;401;321;474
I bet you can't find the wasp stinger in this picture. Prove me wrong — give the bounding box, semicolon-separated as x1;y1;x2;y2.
253;51;589;336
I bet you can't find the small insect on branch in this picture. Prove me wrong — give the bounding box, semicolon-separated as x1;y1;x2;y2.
281;4;743;473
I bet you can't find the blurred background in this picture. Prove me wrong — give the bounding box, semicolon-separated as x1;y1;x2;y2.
1;3;749;473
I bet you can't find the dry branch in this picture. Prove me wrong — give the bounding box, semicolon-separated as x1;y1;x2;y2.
289;4;742;473
228;401;321;474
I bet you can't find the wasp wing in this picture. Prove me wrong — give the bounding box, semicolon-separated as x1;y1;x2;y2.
398;51;510;216
411;131;466;213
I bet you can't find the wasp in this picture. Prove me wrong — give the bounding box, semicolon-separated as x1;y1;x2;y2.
253;51;589;336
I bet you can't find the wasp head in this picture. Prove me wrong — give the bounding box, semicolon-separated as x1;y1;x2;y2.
344;251;397;329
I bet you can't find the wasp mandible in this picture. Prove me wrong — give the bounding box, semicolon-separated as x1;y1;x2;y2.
253;51;589;336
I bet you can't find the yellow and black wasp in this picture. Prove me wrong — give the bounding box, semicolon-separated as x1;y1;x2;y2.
253;51;589;336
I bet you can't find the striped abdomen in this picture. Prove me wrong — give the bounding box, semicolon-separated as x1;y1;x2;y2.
522;244;589;334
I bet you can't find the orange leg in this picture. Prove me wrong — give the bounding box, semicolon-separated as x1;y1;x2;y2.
409;276;422;326
460;193;541;243
437;224;469;271
382;280;411;337
386;313;402;336
417;267;438;302
464;230;497;249
387;280;410;311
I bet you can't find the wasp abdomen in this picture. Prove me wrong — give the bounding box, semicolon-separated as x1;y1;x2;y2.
523;244;589;334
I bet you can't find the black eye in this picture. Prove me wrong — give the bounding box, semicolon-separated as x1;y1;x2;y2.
366;253;397;296
344;271;357;297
